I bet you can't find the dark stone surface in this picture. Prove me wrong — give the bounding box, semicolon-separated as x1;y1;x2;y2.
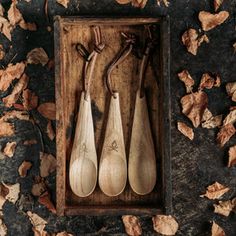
0;0;236;235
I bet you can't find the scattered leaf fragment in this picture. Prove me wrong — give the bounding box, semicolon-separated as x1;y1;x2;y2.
228;145;236;167
27;48;49;66
182;28;209;55
116;0;131;4
18;161;32;177
1;182;20;204
1;110;29;121
214;0;224;12
31;177;47;197
37;102;56;120
201;109;222;129
0;44;5;60
177;122;194;140
56;0;70;8
27;211;47;236
0;120;14;137
217;123;236;147
0;4;4;17
0;16;13;41
211;221;225;236
200;182;230;200
122;215;142;236
152;215;178;236
38;191;56;214
214;198;236;216
226;82;236;102
131;0;148;8
40;152;57;178
0;219;7;236
56;232;73;236
3;141;16;158
47;120;55;140
22;89;38;110
157;0;170;7
181;91;208;128
199;11;229;31
178;70;194;93
199;73;220;90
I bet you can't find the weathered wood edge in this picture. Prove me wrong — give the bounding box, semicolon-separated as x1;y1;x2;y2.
54;16;66;216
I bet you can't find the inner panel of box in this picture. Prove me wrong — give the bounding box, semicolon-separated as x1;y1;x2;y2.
61;21;162;207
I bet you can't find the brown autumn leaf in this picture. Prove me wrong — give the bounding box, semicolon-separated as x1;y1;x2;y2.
23;139;37;145
122;215;142;236
116;0;132;4
157;0;170;7
0;16;13;41
3;141;17;158
199;73;221;90
1;182;20;204
38;191;56;214
2;73;29;107
226;82;236;102
152;215;178;236
223;109;236;126
40;152;56;178
200;182;230;200
56;0;70;8
199;11;229;31
37;102;56;120
47;120;55;140
56;232;73;236
214;198;236;217
0;44;5;60
0;219;7;236
31;177;47;197
22;89;38;110
131;0;148;8
178;70;194;93
1;110;29;121
27;48;49;66
214;0;224;12
202;108;222;129
0;184;8;210
0;120;14;137
182;28;209;55
211;221;225;236
228;145;236;167
0;4;4;16
217;123;236;147
27;211;47;236
0;62;26;91
177;122;194;140
18;161;32;177
181;91;208;128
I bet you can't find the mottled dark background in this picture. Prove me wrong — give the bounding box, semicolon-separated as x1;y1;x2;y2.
0;0;236;235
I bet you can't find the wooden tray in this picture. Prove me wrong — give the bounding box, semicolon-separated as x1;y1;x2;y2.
54;16;171;216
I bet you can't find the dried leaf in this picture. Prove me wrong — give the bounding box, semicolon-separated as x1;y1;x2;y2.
3;142;16;158
56;0;70;8
2;73;29;107
27;48;49;66
199;73;220;90
116;0;132;4
56;232;73;236
202;109;222;129
228;145;236;167
0;44;5;60
37;102;56;120
23;139;37;145
157;0;170;7
8;0;22;26
22;89;38;110
40;153;56;178
0;219;7;236
217;123;236;147
0;4;4;17
18;161;32;177
177;122;194;140
211;221;225;236
38;191;56;214
1;110;29;121
1;182;20;204
0;120;14;137
0;62;26;91
18;21;37;31
214;198;236;216
0;16;13;41
200;182;230;200
182;28;209;55
31;178;47;197
199;11;229;31
226;82;236;102
178;70;194;93
152;215;178;236
214;0;224;12
122;215;142;236
131;0;148;8
27;211;47;236
0;184;8;210
223;109;236;126
46;120;55;140
181;91;208;128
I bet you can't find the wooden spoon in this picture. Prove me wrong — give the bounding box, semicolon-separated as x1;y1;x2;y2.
69;26;105;197
128;33;157;195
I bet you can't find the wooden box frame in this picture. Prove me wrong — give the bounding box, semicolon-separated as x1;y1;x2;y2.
54;16;171;216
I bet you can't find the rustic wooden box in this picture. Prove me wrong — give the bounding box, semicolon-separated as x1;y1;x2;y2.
54;16;171;216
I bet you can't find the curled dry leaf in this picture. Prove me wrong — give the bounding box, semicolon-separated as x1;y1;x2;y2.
0;62;25;91
226;82;236;102
199;11;229;31
177;122;194;140
40;152;57;178
200;182;230;200
214;0;224;12
202;109;222;129
178;70;194;93
27;211;47;236
22;89;38;110
31;178;47;197
122;215;142;236
3;141;16;158
1;182;20;204
38;191;56;214
217;123;236;147
152;215;178;236
37;102;56;120
47;120;55;140
27;48;49;66
0;16;13;41
223;109;236;126
0;120;14;137
0;219;7;236
56;232;73;236
182;28;209;55
56;0;70;8
214;198;236;217
181;91;208;128
211;221;225;236
157;0;170;7
2;73;29;107
131;0;148;8
116;0;132;4
228;145;236;167
18;161;32;177
199;73;221;90
1;110;29;121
